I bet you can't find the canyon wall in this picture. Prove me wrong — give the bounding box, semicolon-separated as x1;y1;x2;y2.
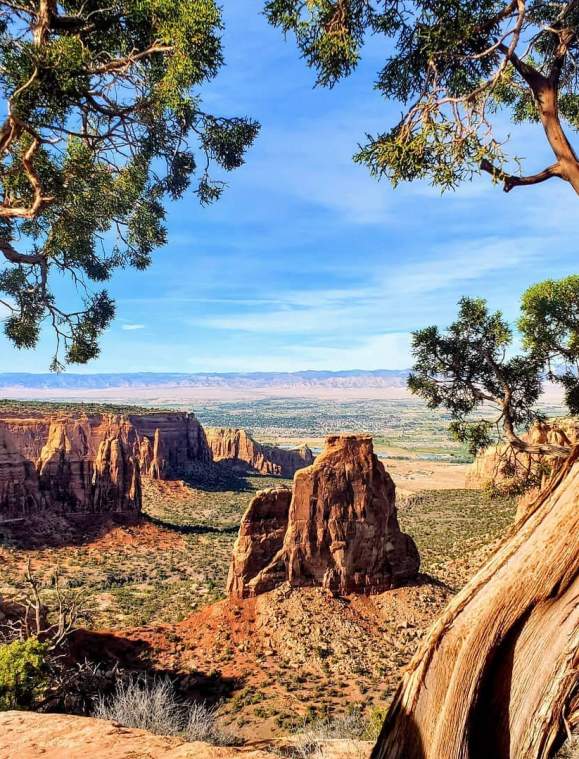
0;410;210;520
206;427;313;477
227;435;420;598
0;408;313;521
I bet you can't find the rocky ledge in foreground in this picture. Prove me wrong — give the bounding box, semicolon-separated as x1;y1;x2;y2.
0;711;370;759
227;435;420;598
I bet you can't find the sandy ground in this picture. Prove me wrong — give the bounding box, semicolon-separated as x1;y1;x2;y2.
382;458;470;493
0;385;414;403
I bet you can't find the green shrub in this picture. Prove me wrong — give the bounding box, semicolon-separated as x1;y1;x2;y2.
363;705;388;740
0;637;49;710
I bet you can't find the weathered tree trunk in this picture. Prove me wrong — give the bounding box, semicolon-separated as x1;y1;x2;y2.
373;448;579;759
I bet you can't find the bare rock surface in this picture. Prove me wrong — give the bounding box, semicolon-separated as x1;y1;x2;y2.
0;410;213;520
0;711;271;759
0;425;45;519
0;415;141;520
0;711;370;759
229;435;419;598
128;413;211;479
206;427;313;477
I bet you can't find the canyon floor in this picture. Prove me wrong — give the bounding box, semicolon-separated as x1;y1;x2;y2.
0;454;517;741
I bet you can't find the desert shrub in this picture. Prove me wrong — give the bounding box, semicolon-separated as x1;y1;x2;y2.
186;701;241;746
94;676;240;746
94;676;184;736
0;637;49;710
293;711;366;757
363;706;387;740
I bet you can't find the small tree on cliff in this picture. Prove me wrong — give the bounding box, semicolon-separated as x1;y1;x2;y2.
265;1;579;194
0;1;259;368
408;278;579;461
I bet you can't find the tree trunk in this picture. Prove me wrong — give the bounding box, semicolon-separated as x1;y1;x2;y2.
373;447;579;759
537;86;579;195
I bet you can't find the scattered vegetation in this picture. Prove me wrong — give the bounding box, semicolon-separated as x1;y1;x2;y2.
94;676;239;746
0;637;49;710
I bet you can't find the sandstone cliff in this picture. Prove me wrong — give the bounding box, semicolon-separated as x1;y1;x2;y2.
226;487;292;598
0;411;199;519
128;413;211;479
466;418;579;493
0;425;45;519
0;407;312;521
206;427;313;477
227;435;419;598
0;415;141;519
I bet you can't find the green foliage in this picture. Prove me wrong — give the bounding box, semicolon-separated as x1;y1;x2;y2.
364;705;388;740
409;277;579;454
0;637;49;710
519;275;579;413
265;0;579;190
408;296;543;455
0;1;259;367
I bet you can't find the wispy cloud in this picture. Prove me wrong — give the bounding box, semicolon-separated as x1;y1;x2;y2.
121;323;145;331
189;235;547;337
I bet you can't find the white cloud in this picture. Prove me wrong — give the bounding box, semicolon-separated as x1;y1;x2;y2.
185;331;412;372
121;323;145;331
190;235;546;337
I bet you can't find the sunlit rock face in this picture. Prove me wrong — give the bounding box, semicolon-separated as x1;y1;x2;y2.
228;435;420;598
206;427;314;477
226;487;292;598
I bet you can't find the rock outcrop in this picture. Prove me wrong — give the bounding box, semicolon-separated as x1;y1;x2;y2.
227;435;419;598
206;427;314;477
226;487;292;598
129;413;211;479
0;711;275;759
466;418;579;493
0;407;312;522
0;425;45;519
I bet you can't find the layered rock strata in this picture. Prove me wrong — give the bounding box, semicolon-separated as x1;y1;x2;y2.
226;487;292;598
0;408;313;520
0;416;141;519
227;435;419;598
206;427;313;478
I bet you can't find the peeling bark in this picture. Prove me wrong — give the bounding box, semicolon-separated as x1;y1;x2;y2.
373;448;579;759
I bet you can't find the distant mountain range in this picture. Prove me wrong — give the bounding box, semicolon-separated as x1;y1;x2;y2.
0;370;409;390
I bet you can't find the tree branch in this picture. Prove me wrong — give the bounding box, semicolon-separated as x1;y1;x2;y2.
480;159;562;191
0;237;43;265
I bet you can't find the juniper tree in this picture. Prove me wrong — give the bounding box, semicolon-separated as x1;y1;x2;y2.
0;1;259;368
408;285;578;459
265;0;579;194
519;274;579;412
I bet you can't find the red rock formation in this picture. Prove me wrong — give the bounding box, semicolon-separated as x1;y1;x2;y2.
128;413;211;479
0;413;142;519
0;426;45;519
206;427;313;477
466;418;579;492
226;487;292;598
228;435;419;598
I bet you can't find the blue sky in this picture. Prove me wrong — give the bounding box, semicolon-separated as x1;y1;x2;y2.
1;1;578;373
